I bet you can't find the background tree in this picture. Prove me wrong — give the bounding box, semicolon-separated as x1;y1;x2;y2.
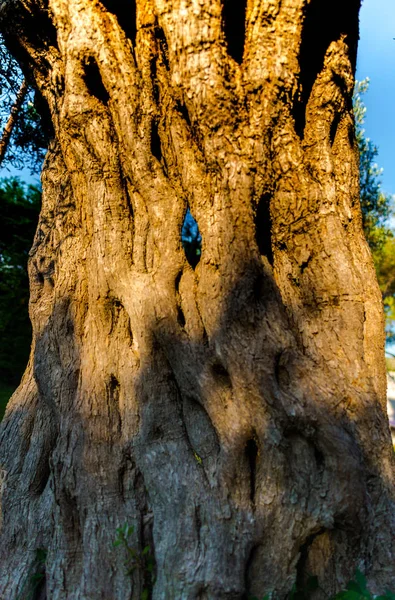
0;1;394;599
0;36;44;417
354;79;395;341
0;178;40;387
0;34;47;171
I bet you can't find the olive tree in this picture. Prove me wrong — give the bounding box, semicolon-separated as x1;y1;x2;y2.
0;0;394;598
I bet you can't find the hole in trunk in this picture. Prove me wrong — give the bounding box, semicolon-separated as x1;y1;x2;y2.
100;0;137;45
182;208;202;269
83;57;110;105
293;0;359;138
245;438;258;503
151;119;162;161
221;0;247;64
255;194;273;265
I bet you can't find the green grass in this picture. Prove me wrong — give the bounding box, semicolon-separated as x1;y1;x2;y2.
0;382;15;420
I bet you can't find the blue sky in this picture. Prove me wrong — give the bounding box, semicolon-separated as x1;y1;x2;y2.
357;0;395;196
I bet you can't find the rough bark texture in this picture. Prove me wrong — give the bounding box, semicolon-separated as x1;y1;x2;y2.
0;0;394;598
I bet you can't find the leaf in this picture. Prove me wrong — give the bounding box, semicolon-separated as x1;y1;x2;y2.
354;570;369;594
347;582;365;594
141;589;149;600
142;545;151;556
194;452;202;465
334;591;364;600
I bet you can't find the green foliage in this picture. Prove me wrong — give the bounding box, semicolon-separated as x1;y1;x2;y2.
193;450;203;465
354;79;395;340
250;571;395;600
113;523;155;599
0;177;40;385
354;79;393;254
333;570;395;600
372;235;395;342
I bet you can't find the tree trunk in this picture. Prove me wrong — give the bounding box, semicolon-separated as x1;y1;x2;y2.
0;0;394;598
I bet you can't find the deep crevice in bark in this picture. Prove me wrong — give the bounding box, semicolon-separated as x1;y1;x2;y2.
106;375;122;438
154;25;170;71
121;172;135;220
175;270;182;294
314;445;325;471
294;0;360;138
296;529;327;591
150;118;162;161
150;57;160;105
244;544;261;598
330;112;342;145
135;469;156;598
83;57;110;105
176;100;192;128
31;452;52;496
221;0;247;64
32;572;47;600
176;303;186;328
255;193;273;265
100;0;137;46
245;438;258;504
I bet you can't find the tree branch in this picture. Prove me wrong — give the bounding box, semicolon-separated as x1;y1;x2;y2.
0;78;28;166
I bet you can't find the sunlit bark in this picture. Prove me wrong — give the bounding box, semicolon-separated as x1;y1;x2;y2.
0;0;394;598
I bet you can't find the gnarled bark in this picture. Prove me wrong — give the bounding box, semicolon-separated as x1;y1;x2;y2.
0;0;394;598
